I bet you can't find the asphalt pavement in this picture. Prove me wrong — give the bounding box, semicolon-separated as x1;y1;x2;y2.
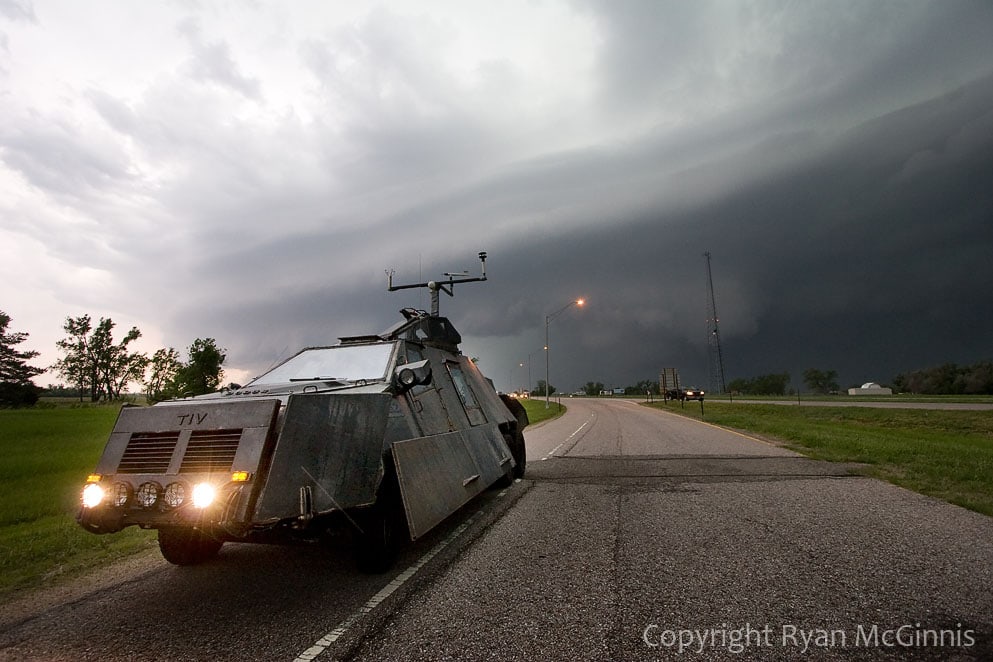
343;398;993;661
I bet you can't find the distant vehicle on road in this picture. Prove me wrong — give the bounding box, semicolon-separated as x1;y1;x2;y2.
683;387;705;401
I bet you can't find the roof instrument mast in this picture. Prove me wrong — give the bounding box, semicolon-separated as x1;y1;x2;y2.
387;252;488;316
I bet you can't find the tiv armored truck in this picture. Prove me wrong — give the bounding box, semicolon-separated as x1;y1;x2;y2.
78;253;527;572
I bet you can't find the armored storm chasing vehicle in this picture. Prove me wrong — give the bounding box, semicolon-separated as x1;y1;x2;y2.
78;253;528;572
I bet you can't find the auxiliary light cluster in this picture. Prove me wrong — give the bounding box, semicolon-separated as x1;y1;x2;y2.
81;472;252;511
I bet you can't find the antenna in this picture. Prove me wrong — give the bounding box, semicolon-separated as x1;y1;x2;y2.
704;251;727;394
387;252;488;316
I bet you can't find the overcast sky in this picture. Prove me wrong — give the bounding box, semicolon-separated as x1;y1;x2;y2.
2;0;991;394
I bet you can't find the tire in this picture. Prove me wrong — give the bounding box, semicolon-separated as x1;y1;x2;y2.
497;395;529;480
509;430;526;479
158;527;223;566
494;432;518;488
355;472;408;574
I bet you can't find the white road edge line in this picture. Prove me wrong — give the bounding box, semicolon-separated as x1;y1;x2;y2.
541;416;593;461
293;512;482;661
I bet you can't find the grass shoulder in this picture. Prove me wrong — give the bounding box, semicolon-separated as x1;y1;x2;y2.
0;405;158;601
520;397;567;426
709;394;993;404
646;400;993;517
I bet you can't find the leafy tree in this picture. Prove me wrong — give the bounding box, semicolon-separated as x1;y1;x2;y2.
172;338;226;396
0;311;44;407
892;361;993;395
583;381;605;396
728;372;791;395
96;321;148;400
959;360;993;394
534;379;556;397
753;372;791;395
53;316;90;401
727;377;750;394
803;368;839;395
54;315;147;401
144;347;183;403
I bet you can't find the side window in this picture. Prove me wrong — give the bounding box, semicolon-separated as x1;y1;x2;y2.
447;363;487;426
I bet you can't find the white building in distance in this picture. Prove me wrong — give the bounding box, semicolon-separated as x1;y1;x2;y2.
848;382;893;395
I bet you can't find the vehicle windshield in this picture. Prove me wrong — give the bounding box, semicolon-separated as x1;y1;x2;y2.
248;343;396;386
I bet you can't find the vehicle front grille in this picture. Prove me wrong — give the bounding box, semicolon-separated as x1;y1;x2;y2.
179;429;242;473
118;431;181;474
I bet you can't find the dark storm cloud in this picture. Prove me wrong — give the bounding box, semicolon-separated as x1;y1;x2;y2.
184;68;993;391
492;73;993;390
581;0;993;145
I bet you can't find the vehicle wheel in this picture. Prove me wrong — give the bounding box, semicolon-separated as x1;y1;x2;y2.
158;527;223;566
494;433;518;488
497;396;529;480
355;475;407;574
509;430;526;479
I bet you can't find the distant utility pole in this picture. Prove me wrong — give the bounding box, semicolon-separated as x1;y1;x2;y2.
704;251;727;395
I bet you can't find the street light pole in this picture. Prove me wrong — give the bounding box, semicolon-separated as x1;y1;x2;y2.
544;298;585;409
544;322;550;408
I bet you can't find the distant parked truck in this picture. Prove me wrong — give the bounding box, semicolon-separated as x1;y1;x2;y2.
660;368;682;401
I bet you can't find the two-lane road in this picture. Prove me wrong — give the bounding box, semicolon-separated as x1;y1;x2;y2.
348;398;993;660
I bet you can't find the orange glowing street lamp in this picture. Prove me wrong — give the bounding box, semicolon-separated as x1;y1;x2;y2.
545;298;585;409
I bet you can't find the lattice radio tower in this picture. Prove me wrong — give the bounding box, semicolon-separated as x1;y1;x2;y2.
704;251;727;394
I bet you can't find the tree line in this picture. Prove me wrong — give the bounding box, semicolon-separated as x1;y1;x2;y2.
892;361;993;395
531;363;993;398
537;370;842;397
729;364;993;396
0;310;226;407
727;369;841;396
528;379;661;397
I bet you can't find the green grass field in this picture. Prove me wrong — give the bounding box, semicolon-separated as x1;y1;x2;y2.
647;400;993;516
520;397;567;426
0;406;156;599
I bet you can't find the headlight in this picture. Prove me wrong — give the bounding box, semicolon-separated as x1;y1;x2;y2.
112;482;132;507
163;482;186;509
82;483;105;508
398;368;417;388
136;482;161;508
191;483;217;509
